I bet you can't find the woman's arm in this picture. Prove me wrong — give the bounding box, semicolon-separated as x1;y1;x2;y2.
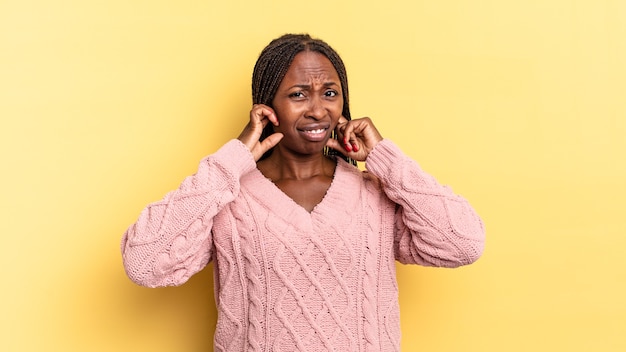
121;140;257;287
365;139;485;267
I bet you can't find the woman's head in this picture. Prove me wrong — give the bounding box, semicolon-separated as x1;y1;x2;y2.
252;33;352;161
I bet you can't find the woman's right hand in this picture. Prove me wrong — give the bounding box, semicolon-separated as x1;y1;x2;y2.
238;104;284;161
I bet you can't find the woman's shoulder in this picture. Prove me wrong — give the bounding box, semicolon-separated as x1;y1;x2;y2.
336;158;383;192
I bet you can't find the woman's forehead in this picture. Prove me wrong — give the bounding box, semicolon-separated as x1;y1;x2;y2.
283;51;340;84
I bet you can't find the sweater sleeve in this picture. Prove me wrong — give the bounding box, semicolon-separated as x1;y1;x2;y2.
121;139;256;287
365;139;485;267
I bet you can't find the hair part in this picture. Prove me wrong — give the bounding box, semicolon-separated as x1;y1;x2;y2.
251;33;354;163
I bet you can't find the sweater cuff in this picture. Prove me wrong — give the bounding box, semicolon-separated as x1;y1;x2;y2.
365;139;409;176
209;139;257;177
365;139;448;194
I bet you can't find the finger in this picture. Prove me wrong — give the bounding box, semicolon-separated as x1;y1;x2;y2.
248;132;283;162
260;108;278;127
351;139;360;152
325;137;348;156
341;122;356;152
327;137;368;162
259;132;283;153
256;105;278;126
267;110;279;126
335;116;347;133
334;115;348;136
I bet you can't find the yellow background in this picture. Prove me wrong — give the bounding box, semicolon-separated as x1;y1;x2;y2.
1;0;624;351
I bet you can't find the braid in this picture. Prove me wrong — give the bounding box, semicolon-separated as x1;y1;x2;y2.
251;34;355;164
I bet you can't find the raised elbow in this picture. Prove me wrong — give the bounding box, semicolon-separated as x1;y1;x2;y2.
449;224;486;267
460;237;485;266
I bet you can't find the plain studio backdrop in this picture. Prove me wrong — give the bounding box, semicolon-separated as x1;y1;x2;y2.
1;0;624;351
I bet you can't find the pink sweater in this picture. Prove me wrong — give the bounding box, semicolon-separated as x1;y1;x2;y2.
121;139;485;351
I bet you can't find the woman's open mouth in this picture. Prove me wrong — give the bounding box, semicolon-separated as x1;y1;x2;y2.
298;127;329;142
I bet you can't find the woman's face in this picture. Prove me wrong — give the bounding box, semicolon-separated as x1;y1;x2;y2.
271;51;343;157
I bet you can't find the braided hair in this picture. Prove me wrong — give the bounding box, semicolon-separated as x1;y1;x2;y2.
252;33;355;164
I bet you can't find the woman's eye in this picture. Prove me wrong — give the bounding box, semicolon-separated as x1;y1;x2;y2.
290;91;304;98
325;90;338;97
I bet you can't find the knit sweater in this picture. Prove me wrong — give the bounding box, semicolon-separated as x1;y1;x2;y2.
121;139;485;352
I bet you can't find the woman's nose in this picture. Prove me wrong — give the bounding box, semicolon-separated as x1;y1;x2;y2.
306;96;325;119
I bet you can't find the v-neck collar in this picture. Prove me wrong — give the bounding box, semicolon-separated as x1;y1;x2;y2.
242;159;360;231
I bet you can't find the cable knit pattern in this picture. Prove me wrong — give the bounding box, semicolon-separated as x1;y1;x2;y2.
121;139;485;351
239;218;264;351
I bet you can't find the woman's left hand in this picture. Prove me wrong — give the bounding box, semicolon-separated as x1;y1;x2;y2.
326;116;383;162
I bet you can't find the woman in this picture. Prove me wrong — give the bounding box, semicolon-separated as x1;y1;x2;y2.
122;33;485;351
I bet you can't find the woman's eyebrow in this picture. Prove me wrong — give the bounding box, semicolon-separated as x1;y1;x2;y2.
289;84;311;90
288;82;339;90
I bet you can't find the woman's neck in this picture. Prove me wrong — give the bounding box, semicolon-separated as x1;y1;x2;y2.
258;150;335;182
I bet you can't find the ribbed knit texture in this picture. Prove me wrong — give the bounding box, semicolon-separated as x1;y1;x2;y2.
121;139;485;351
